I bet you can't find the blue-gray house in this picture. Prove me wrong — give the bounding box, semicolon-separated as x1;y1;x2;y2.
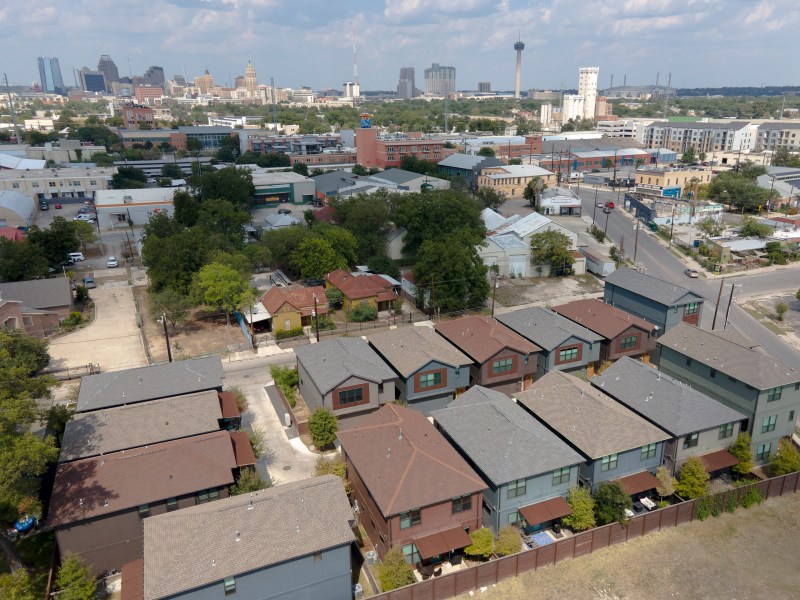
516;371;671;499
432;386;585;533
142;475;355;600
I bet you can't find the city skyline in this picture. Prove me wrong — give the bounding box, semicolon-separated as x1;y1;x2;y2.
3;0;799;92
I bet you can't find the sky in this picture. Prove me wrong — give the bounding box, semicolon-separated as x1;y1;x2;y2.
2;0;799;92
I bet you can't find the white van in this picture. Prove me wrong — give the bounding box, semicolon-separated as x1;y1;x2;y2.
68;252;85;262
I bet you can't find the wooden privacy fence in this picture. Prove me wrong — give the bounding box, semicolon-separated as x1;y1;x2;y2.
371;472;800;600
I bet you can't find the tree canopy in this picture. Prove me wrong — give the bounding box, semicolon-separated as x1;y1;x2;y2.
292;237;347;279
676;456;710;499
189;166;255;206
192;262;252;325
530;229;575;276
593;482;632;525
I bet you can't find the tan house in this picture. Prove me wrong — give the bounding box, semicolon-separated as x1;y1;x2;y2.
260;285;328;332
476;164;555;198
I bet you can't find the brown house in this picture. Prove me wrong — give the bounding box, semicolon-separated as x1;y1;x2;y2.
338;404;486;567
0;278;73;336
325;268;399;312
260;285;328;333
551;298;659;361
48;430;238;575
435;315;541;394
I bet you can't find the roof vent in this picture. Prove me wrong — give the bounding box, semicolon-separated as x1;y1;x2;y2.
248;497;254;510
387;448;391;458
235;531;241;541
79;499;84;506
296;525;300;534
212;560;216;567
398;427;403;440
103;500;108;507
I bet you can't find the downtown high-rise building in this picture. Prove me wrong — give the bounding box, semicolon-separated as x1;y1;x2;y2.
97;55;120;92
143;66;165;88
245;61;258;97
424;63;456;95
79;67;106;93
578;67;599;120
397;67;415;99
37;57;65;95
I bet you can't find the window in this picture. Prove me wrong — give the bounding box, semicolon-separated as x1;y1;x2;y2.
761;415;777;433
685;302;699;315
89;179;97;186
452;494;472;514
767;387;782;402
138;504;150;517
224;576;236;595
402;543;420;565
399;509;421;529
378;382;384;393
49;182;56;187
507;511;521;526
337;387;363;406
166;497;177;511
197;488;220;504
686;358;693;367
32;183;39;188
601;454;618;471
719;423;734;440
419;372;441;388
619;335;638;350
683;433;699;449
508;478;527;498
492;358;513;374
641;443;658;459
756;443;771;460
789;411;795;422
710;369;716;378
552;466;571;486
558;347;578;362
11;182;19;189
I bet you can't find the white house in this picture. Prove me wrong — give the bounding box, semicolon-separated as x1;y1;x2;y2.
94;187;182;229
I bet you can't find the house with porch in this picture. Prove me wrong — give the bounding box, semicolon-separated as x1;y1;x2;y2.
551;298;659;362
295;337;398;420
431;387;584;534
338;404;486;567
325;268;400;313
367;326;472;414
592;357;746;476
260;285;328;333
603;267;704;332
435;315;541;394
654;323;800;463
141;475;355;600
496;306;603;379
516;371;670;500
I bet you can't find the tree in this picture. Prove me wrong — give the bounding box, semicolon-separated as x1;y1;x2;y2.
292;237;347;280
681;148;696;165
655;465;677;500
192;262;251;326
523;176;547;209
696;217;723;238
71;220;97;251
676;456;710;499
0;569;37;600
55;553;97;600
190;166;255;207
332;192;392;262
161;162;183;178
230;468;269;495
325;288;344;309
292;162;309;176
195;198;251;247
769;438;800;476
314;455;351;493
776;302;788;321
561;486;596;532
413;231;490;312
173;190;201;227
215;135;240;163
730;432;754;478
111;166;147;189
796;288;800;302
464;527;494;559
771;146;800;168
377;547;416;591
474;187;507;211
495;525;522;556
0;238;49;282
317;224;359;266
530;229;575;276
367;254;400;280
262;225;313;275
149;288;193;332
477;146;496;157
26;216;80;265
307;408;338;449
739;217;772;238
186;137;204;152
593;481;632;526
351;163;368;176
142;227;215;294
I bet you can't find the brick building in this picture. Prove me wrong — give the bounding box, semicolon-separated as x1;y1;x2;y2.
122;105;155;130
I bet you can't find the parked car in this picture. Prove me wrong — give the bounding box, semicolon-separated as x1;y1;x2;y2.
73;214;96;223
54;203;62;209
596;201;604;208
107;256;119;268
277;208;292;215
82;276;96;289
68;252;85;262
602;207;612;214
605;201;615;209
684;268;699;278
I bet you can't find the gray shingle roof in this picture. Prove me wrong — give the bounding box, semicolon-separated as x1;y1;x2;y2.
605;267;704;306
0;278;72;310
76;357;224;413
59;390;223;462
591;357;746;437
369;168;422;185
432;387;584;486
657;322;800;389
295;337;397;394
516;371;670;459
496;307;603;351
143;475;355;600
367;326;471;378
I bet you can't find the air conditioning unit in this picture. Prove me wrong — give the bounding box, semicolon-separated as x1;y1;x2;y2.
365;551;377;566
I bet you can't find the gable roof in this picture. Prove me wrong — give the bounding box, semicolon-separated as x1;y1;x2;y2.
432;387;583;486
592;357;746;437
481;207;509;231
0;277;72;309
657;322;800;389
369;168;424;185
295;337;397;394
437;153;490;170
0;226;25;242
48;430;236;528
516;371;670;459
337;404;485;516
76;356;224;413
494;211;554;239
605;267;704;306
482;164;552;179
435;315;541;363
59;390;223;463
263;213;303;228
143;475;354;600
551;298;658;340
325;268;398;302
496;306;603;351
260;285;328;318
367;326;471;378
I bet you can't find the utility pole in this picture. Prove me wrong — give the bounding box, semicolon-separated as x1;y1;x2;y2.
711;278;725;329
592;186;599;224
312;293;320;342
619;234;625;259
161;312;173;363
603;207;611;236
248;303;256;350
723;283;736;329
669;201;676;245
3;73;21;145
633;218;640;263
490;275;498;318
430;277;436;320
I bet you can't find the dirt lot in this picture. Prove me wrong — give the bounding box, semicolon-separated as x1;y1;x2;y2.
459;493;800;600
740;293;800;351
494;275;604;311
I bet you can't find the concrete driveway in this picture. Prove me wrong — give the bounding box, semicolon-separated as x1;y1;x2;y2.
48;285;147;374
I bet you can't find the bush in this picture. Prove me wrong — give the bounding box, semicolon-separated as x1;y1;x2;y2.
275;326;304;340
377;547;416;591
55;552;97;600
676;456;710;499
248;428;268;458
561;486;596;532
494;525;522;556
741;487;764;508
729;432;754;478
695;497;712;521
313;316;337;331
227;385;249;414
768;438;800;476
308;408;338;449
75;284;89;303
62;310;84;331
464;527;494;560
775;302;788;321
270;365;298;408
326;288;344;309
230;468;270;495
587;223;606;243
593;482;632;526
314;455;351;494
347;302;378;322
